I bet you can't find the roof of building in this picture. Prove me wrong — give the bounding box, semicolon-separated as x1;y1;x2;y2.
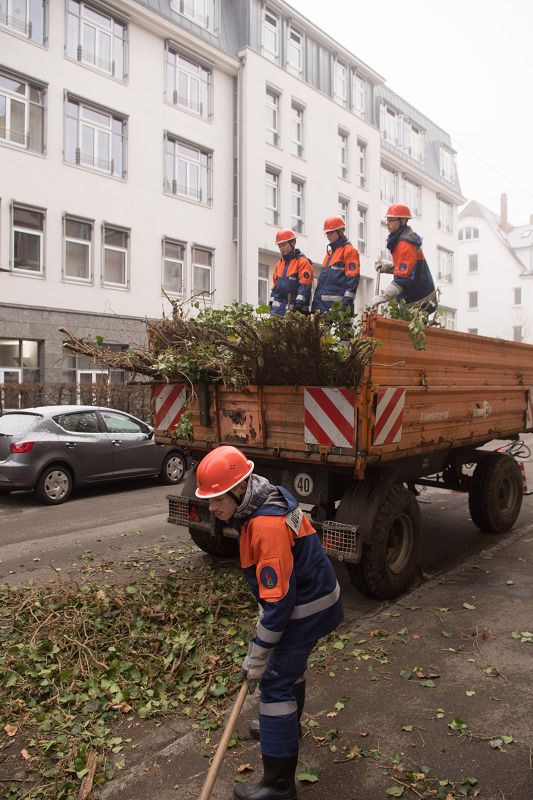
459;200;530;274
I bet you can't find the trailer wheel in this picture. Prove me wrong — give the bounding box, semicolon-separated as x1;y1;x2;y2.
468;454;522;534
189;527;239;558
346;483;421;599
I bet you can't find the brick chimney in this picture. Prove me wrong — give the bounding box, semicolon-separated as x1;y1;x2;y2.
500;193;509;232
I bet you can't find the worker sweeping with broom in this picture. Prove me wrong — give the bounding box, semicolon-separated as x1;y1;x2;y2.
195;446;344;800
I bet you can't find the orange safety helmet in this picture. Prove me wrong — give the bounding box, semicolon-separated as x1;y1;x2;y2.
275;229;297;245
385;204;412;220
195;445;254;499
323;215;346;233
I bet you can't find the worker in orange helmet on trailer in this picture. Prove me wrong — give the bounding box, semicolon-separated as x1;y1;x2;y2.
311;216;360;316
195;445;344;800
269;229;314;316
372;204;437;311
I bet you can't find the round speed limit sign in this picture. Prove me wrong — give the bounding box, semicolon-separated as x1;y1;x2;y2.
294;472;313;497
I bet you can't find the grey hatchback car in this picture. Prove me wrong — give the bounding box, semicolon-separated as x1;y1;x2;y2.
0;405;188;504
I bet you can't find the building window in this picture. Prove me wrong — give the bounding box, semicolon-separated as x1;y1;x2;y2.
0;69;45;153
440;146;455;182
62;348;126;399
164;135;212;204
291;177;304;233
265;88;279;146
380;164;397;203
192;246;213;298
258;263;269;305
103;225;129;287
12;204;45;274
352;74;366;118
263;8;279;62
403;120;423;161
468;291;478;310
514;287;522;306
437;246;453;283
65;97;127;178
467;328;478;335
468;254;478;273
437;197;453;232
0;338;40;391
513;326;522;342
290;102;304;157
64;216;92;282
338;129;348;179
403;177;420;216
66;1;127;80
338;196;349;234
333;61;348;107
459;226;479;241
265;168;279;225
171;0;217;31
356;204;367;255
356;139;366;189
162;239;185;296
165;46;211;118
380;103;398;144
439;308;456;330
287;26;303;78
0;0;45;44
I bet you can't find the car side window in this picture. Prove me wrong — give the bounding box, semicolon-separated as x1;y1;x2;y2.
100;411;145;434
56;412;100;433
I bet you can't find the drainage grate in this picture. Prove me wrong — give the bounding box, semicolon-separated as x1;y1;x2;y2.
322;520;361;563
167;495;189;526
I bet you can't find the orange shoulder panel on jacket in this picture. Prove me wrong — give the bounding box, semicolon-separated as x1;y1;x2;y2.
240;516;295;601
393;240;418;277
297;257;314;285
344;244;360;275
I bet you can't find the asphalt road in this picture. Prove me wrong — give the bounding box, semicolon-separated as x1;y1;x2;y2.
1;470;532;613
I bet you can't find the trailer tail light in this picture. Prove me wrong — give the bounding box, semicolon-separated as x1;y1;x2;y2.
188;504;200;522
10;441;35;454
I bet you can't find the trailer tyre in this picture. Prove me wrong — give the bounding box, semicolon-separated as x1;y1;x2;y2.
468;454;522;534
189;527;239;558
346;483;421;599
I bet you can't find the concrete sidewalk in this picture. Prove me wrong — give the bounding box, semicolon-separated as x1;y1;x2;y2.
99;501;533;800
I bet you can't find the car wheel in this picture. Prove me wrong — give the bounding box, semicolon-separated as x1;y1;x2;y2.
160;452;187;485
35;466;73;505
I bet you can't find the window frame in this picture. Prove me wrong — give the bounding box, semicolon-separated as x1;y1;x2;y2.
439;145;455;182
287;24;303;78
380;164;398;204
356;204;367;255
192;244;214;300
290;101;304;158
64;95;127;179
102;223;129;289
437;245;454;283
65;0;128;80
164;133;213;205
356;138;367;189
437;197;454;232
11;202;45;276
468;253;478;273
0;0;46;44
513;325;523;342
265;87;280;147
338;129;349;180
468;290;478;310
352;73;366;118
265;166;280;226
291;175;304;234
258;262;269;306
0;68;46;153
263;7;279;63
333;60;348;107
513;287;522;306
338;196;350;235
402;175;421;216
380;103;398;144
164;43;212;118
63;214;93;283
162;237;186;297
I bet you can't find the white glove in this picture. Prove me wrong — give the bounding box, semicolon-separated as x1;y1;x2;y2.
241;640;270;694
372;282;401;306
375;260;394;274
374;260;383;272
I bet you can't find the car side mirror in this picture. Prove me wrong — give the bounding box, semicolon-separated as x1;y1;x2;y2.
145;429;154;440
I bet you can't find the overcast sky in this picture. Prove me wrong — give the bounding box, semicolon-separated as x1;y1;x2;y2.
288;0;533;226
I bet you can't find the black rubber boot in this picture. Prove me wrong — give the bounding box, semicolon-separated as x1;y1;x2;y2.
232;754;298;800
249;720;302;741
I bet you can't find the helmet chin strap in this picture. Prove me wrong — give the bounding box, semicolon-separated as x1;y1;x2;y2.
227;490;242;505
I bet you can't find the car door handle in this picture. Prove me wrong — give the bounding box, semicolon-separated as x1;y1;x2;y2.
111;439;122;446
65;442;77;449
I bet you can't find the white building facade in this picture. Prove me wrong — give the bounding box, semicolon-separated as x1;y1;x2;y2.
0;0;463;392
456;197;533;343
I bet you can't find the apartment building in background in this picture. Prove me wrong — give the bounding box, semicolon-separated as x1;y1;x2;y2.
0;0;463;393
456;195;533;343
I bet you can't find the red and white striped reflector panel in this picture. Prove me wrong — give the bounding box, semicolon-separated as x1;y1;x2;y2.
373;387;406;446
527;387;533;430
304;387;356;449
154;384;186;432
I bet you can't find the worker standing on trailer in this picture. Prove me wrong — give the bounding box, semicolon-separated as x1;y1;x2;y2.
270;229;314;316
195;446;344;800
372;204;436;310
311;215;360;316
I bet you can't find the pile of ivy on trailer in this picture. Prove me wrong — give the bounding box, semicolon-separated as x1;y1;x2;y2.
62;302;379;390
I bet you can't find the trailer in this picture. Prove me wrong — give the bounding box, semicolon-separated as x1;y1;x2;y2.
155;313;533;599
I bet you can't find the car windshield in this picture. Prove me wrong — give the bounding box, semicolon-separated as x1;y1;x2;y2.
0;413;41;436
